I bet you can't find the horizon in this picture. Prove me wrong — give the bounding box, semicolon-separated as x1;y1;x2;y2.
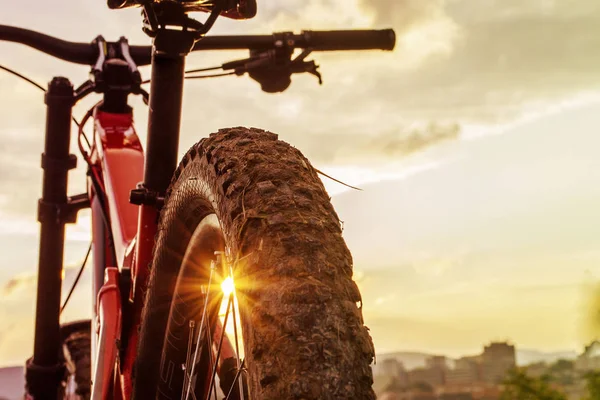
376;343;581;363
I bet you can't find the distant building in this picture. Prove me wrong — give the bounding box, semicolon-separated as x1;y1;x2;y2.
426;355;448;385
438;383;500;400
446;357;480;385
524;362;547;378
575;341;600;372
375;358;406;378
480;342;516;384
397;393;437;400
477;385;501;400
461;355;482;364
388;341;516;398
409;366;444;387
427;356;449;370
373;357;410;393
439;393;474;400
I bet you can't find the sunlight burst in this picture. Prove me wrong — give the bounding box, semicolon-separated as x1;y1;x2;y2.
221;276;234;297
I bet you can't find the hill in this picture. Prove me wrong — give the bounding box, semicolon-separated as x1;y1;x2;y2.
517;349;578;366
0;366;23;400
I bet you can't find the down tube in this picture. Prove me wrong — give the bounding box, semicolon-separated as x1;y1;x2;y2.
123;52;186;399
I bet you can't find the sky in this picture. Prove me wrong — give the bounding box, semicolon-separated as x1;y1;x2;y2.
1;0;600;366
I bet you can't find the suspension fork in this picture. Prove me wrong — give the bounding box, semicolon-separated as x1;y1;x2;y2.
26;77;89;398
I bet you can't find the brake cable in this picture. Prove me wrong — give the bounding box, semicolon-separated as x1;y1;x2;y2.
3;58;359;212
140;64;231;84
60;243;91;314
184;71;236;80
0;64;45;91
0;63;92;148
0;63;115;306
185;65;222;74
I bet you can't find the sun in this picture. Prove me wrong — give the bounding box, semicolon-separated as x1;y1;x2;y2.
221;276;234;297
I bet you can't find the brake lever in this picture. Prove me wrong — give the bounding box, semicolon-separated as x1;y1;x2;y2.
91;36;107;83
74;80;96;102
293;48;312;62
297;61;322;85
219;47;323;92
118;37;142;86
133;87;150;105
73;36;149;104
119;37;149;104
291;48;322;85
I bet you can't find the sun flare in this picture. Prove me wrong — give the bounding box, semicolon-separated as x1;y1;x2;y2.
221;276;234;297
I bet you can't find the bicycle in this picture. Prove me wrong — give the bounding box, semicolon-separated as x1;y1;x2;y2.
0;1;395;399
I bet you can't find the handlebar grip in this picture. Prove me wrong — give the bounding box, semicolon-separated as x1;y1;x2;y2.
0;24;96;65
300;29;396;51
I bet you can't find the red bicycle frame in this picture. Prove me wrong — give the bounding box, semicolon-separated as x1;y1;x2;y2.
0;7;395;398
89;107;146;399
26;57;240;400
89;105;240;399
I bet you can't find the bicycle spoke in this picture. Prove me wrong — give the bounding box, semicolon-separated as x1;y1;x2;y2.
182;320;196;400
190;386;199;400
224;358;246;400
229;265;245;400
207;293;233;400
184;261;216;400
206;319;218;400
184;252;248;400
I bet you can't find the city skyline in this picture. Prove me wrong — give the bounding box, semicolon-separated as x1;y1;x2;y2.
374;340;584;370
373;340;600;399
374;341;516;400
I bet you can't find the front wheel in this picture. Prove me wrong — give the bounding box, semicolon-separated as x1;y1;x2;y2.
133;127;375;399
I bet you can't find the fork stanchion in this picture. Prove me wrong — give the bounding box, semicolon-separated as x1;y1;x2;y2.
26;76;76;399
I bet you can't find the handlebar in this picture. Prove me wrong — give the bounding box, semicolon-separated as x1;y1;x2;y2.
0;24;395;66
0;25;151;65
295;30;396;51
194;29;396;52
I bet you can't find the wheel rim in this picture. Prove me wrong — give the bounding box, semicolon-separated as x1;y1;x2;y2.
169;214;248;400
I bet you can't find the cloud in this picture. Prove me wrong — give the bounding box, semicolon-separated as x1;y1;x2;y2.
0;121;89;218
0;134;44;215
0;320;32;368
358;0;462;62
0;322;16;351
359;0;446;29
289;122;460;164
3;0;600;222
2;273;37;297
366;123;460;157
366;0;600;123
1;260;88;298
257;0;372;30
361;276;586;356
